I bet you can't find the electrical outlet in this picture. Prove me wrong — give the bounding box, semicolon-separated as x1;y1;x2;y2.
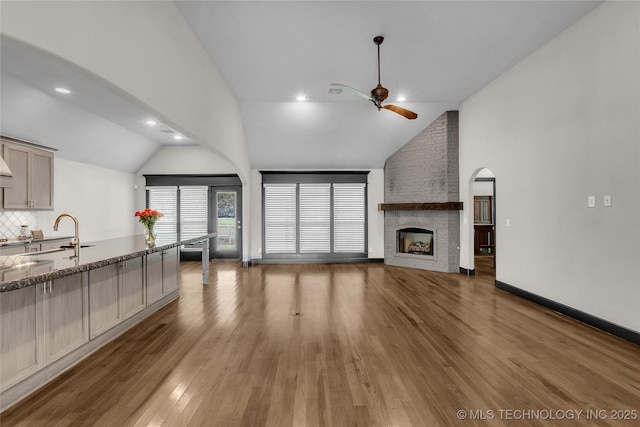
604;195;612;207
588;196;596;208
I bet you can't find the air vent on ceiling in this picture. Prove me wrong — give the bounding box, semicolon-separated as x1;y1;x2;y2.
328;87;342;95
160;129;174;134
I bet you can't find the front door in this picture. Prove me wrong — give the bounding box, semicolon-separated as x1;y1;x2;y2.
211;188;242;259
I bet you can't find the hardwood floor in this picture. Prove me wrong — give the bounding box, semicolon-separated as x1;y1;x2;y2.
1;261;639;426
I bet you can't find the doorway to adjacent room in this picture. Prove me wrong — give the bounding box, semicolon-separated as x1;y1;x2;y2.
473;168;495;277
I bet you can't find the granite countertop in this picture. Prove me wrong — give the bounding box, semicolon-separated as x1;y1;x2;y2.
0;235;74;247
0;233;215;292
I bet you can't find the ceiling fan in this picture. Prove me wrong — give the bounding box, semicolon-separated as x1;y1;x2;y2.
331;36;417;120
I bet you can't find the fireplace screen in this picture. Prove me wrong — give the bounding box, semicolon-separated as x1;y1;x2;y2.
397;228;434;256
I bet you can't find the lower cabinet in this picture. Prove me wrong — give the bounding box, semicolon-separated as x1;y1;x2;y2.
0;247;180;401
163;247;179;294
89;258;146;339
0;286;40;392
146;251;164;305
122;257;145;319
89;264;122;339
43;273;89;364
0;272;88;392
146;247;179;306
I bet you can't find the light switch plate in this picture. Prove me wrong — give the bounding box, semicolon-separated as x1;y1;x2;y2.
588;196;596;208
604;195;612;207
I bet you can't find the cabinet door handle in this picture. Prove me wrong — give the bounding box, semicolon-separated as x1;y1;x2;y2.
43;283;47;295
49;282;53;293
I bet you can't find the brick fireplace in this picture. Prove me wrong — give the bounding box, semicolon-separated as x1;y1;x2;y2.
383;111;460;272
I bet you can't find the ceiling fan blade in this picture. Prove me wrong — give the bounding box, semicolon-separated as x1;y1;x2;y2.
383;104;418;120
330;83;372;101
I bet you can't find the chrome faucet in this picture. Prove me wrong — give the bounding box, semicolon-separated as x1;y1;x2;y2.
54;213;80;251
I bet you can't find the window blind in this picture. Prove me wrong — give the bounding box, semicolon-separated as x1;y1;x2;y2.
148;186;178;242
299;184;331;253
179;186;208;250
264;184;297;253
333;184;365;253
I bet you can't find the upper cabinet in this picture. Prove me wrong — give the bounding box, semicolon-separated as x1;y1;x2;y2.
1;137;55;210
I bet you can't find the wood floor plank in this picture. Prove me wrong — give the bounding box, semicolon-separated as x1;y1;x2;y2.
1;260;639;426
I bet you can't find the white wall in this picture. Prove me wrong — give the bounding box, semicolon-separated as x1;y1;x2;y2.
1;1;252;257
460;2;639;332
473;181;493;197
0;1;250;184
39;158;137;242
249;169;385;260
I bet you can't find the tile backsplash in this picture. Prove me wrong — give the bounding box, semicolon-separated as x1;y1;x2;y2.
0;210;38;238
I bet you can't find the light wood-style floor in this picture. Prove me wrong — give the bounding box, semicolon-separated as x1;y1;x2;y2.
1;260;639;426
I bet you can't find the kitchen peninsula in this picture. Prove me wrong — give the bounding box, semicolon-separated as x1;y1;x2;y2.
0;233;214;409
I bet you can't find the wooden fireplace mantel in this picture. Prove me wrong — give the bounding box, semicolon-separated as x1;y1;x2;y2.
378;202;463;211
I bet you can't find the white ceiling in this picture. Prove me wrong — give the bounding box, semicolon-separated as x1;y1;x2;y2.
0;1;603;172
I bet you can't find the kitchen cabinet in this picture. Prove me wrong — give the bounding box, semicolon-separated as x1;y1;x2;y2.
0;286;40;392
89;257;145;339
121;257;145;319
146;247;179;306
146;251;164;305
89;264;122;339
163;247;179;294
2;138;54;210
43;273;89;364
0;272;88;392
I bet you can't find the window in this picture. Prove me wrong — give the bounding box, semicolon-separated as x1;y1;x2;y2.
262;172;368;259
333;184;365;252
180;186;208;251
263;184;297;253
148;186;178;243
146;185;208;249
299;184;331;253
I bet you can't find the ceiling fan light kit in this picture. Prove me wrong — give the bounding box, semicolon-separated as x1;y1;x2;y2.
331;35;417;120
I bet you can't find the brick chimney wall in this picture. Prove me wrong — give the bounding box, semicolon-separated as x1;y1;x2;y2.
383;110;460;272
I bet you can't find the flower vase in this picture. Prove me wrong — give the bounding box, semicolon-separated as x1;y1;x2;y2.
144;225;157;248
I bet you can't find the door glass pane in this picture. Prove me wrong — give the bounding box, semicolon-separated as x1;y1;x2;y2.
216;192;237;251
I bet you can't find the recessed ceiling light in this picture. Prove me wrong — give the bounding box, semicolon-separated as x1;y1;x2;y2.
145;120;157;126
55;87;71;94
296;95;307;102
396;96;406;102
173;135;183;140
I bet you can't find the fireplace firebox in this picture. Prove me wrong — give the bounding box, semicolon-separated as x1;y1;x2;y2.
397;228;434;256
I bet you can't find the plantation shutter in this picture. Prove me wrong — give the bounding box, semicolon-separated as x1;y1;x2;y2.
179;186;208;250
333;183;365;252
264;184;297;253
148;186;178;243
299;184;331;253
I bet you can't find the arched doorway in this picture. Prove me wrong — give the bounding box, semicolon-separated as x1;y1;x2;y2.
471;168;496;277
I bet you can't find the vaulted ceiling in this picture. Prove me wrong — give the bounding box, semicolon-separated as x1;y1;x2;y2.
0;1;603;173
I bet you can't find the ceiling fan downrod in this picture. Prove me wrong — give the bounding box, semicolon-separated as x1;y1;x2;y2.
371;35;388;109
